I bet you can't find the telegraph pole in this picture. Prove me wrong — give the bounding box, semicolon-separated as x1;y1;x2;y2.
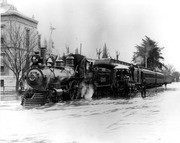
80;43;82;54
49;24;55;55
116;51;120;60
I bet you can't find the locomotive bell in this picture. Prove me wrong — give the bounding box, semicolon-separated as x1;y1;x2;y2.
47;57;53;66
66;55;74;68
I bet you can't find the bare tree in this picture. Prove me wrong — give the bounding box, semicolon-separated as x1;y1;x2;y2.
43;38;48;48
96;48;102;59
1;20;38;92
66;45;70;54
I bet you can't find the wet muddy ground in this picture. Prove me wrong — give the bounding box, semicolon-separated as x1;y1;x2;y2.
0;82;180;143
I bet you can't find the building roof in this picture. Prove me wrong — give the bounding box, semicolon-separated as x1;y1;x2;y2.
0;1;38;24
1;9;38;24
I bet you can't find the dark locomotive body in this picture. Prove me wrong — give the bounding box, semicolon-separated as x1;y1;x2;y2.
21;49;173;106
21;50;93;106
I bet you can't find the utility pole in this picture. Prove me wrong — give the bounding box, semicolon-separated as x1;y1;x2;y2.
49;24;55;55
116;51;120;60
80;43;82;55
66;45;69;54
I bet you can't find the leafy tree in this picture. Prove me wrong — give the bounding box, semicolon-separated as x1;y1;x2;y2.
132;36;164;70
1;20;38;92
172;71;180;82
102;43;108;58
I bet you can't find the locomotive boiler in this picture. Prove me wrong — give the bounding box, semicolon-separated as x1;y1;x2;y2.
26;62;75;90
21;48;93;106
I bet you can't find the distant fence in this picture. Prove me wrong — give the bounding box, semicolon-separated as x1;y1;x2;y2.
0;86;16;94
0;86;20;101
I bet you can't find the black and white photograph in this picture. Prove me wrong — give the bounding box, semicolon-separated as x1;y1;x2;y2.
1;0;180;142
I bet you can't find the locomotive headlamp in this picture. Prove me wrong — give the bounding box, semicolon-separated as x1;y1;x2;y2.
31;56;38;64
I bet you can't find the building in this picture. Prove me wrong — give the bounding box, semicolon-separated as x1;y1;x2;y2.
0;0;39;93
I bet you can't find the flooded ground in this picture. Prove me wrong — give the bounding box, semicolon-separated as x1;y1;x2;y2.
0;82;180;143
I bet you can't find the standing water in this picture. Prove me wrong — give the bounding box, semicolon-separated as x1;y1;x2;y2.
1;82;180;143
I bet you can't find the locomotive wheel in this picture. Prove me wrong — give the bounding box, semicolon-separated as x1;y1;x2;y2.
48;89;58;103
69;81;80;100
51;89;58;102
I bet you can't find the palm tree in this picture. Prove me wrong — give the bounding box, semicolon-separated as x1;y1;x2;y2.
147;46;164;70
132;36;164;70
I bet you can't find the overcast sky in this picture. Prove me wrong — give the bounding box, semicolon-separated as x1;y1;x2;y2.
7;0;180;71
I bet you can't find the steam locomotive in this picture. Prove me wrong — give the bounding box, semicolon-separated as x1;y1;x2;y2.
21;49;94;106
21;49;173;106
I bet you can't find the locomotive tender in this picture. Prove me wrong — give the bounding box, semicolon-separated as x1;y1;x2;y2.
21;49;173;106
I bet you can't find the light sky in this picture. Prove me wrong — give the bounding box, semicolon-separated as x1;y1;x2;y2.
7;0;180;71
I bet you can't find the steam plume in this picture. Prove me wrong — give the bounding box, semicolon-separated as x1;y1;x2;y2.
80;82;94;100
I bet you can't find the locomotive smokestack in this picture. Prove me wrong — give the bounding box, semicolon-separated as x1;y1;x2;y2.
40;47;46;65
38;34;41;49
